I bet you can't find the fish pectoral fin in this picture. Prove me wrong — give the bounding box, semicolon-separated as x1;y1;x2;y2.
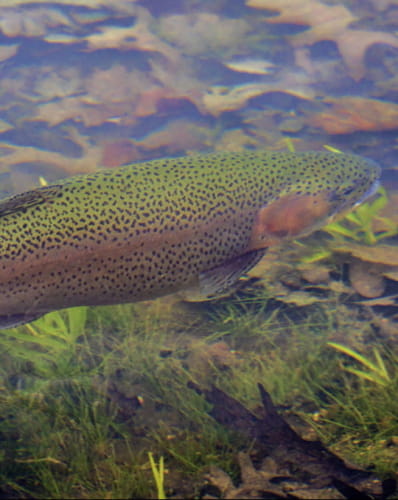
0;313;45;329
0;184;63;217
181;248;266;302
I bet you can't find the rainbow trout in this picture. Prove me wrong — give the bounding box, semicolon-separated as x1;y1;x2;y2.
0;151;380;328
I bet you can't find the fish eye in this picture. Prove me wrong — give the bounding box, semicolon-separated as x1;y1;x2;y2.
341;186;355;197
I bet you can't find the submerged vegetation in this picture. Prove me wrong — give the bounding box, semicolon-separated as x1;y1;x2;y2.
1;281;397;497
324;186;398;246
0;148;397;499
327;341;394;387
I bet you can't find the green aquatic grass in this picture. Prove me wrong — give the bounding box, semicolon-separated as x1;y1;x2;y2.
323;186;398;245
309;364;398;477
296;186;398;265
1;291;398;497
327;342;393;387
0;307;88;380
148;453;166;500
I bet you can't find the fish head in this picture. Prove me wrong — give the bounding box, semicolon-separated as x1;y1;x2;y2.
249;152;381;249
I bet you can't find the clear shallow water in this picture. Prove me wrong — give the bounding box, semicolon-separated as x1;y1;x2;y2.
0;1;398;498
0;0;398;195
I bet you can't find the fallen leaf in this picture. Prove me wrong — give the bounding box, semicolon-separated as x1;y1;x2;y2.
134;86;175;117
371;314;398;339
203;72;315;117
293;28;398;83
357;295;398;306
0;119;14;133
84;65;150;104
34;67;82;100
204;385;390;499
329;280;354;295
276;290;327;306
298;264;331;284
101;140;140;167
247;0;356;29
369;0;398;10
246;0;398;80
223;57;275;75
148;58;207;114
333;243;398;266
349;260;386;298
383;268;398;281
305;96;398;134
0;43;18;62
0;0;137;11
70;10;110;25
85;8;179;63
134;119;211;154
158;12;250;56
185;341;239;385
203;84;274;117
36;96;139;127
43;33;80;44
215;129;259;152
0;130;102;179
0;7;72;37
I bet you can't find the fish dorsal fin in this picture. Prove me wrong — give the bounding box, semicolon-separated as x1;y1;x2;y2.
0;185;63;217
182;249;266;302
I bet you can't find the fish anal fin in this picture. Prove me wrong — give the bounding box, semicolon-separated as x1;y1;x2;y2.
181;249;266;302
0;313;45;329
0;185;63;217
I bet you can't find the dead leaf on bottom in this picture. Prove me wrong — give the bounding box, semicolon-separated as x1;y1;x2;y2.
349;260;386;298
305;97;398;134
0;43;19;62
356;295;398;306
202;384;394;499
246;0;398;80
333;243;398;266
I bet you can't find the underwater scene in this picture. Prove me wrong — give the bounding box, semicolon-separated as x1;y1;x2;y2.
1;0;398;498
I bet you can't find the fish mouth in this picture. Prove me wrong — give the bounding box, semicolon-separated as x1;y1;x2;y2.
326;178;381;225
353;179;380;208
353;179;381;208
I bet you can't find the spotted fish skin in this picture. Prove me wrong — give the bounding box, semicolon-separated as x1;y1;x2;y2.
0;151;380;327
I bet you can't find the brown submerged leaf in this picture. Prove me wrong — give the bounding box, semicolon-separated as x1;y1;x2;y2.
133;119;211;154
333;243;398;266
0;130;102;179
201;385;394;499
369;0;398;10
246;0;398;80
84;7;179;63
305;96;398;134
36;97;137;127
101;140;141;168
0;0;135;6
0;7;72;37
349;260;386;298
158;12;250;56
356;295;398;306
215;129;259;152
203;72;315;117
0;43;18;62
298;264;331;284
383;269;398;281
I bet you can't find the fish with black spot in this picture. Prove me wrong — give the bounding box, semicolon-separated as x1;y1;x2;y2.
0;151;380;328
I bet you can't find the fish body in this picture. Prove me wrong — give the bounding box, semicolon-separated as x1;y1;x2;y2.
0;151;380;327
